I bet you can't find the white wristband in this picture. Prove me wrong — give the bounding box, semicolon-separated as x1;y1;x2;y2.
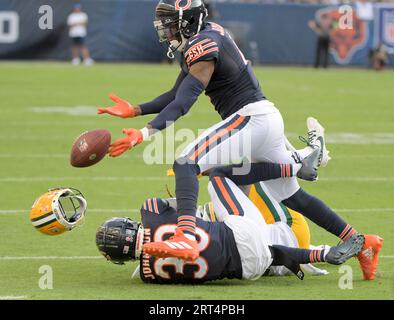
140;127;150;141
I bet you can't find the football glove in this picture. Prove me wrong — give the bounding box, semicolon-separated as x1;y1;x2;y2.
97;94;137;118
108;128;143;157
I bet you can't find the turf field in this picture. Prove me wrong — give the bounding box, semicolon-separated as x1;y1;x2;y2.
0;62;393;300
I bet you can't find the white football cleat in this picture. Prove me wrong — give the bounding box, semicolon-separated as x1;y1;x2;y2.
306;117;331;167
84;58;95;66
71;57;81;65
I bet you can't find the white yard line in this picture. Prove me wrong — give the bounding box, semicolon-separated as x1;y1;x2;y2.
0;154;141;159
286;132;394;144
0;176;392;183
334;154;394;159
0;136;71;141
83;209;140;213
1;208;392;215
0;296;28;300
334;208;394;213
0;210;24;214
0;256;392;262
0;154;69;158
0;208;140;215
1;131;394;144
0;176;170;182
29;106;98;116
7;120;100;127
0;256;102;261
0;153;392;160
320;177;394;182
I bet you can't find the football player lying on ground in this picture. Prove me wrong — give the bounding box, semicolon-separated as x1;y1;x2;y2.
167;154;314;254
196;188;328;277
167;161;317;258
204;161;384;280
199;185;327;276
166;158;384;279
97;0;383;278
96;162;364;284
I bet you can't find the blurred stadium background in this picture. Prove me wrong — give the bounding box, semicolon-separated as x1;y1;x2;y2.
0;0;393;300
1;0;393;67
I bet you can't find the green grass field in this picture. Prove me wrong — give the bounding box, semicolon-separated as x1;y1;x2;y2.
0;62;393;300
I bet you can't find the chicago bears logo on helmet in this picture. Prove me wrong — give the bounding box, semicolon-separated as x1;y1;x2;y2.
315;7;368;64
175;0;192;10
154;0;208;57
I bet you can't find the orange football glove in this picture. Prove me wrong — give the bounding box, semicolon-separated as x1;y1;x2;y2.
108;128;143;157
97;94;137;118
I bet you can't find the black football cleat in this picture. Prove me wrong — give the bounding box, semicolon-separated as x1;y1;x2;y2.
325;234;365;265
297;148;320;181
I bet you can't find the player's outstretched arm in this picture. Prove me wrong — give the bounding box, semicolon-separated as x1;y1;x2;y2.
98;70;187;119
107;61;214;157
147;61;214;131
138;70;187;115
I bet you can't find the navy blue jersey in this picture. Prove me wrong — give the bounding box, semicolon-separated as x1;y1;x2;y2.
181;22;266;120
139;198;242;284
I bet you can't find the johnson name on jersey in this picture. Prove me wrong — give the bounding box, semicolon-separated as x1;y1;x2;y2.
140;198;242;284
182;22;266;120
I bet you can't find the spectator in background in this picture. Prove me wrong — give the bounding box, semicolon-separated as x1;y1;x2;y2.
67;3;94;66
369;43;389;70
308;14;334;68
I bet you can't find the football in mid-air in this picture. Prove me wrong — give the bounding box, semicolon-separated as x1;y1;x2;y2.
70;129;111;167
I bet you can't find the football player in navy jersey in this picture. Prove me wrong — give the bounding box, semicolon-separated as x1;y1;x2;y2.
96;161;364;284
97;0;383;280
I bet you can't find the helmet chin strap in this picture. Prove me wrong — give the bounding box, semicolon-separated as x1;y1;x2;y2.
167;46;175;59
196;12;203;34
166;35;186;58
134;224;145;260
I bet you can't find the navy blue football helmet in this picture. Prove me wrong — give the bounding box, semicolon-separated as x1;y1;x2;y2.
96;217;143;265
154;0;208;57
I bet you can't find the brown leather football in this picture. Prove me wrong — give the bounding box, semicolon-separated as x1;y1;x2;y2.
70;129;111;168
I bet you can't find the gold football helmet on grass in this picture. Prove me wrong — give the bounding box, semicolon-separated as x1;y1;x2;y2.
30;188;87;236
